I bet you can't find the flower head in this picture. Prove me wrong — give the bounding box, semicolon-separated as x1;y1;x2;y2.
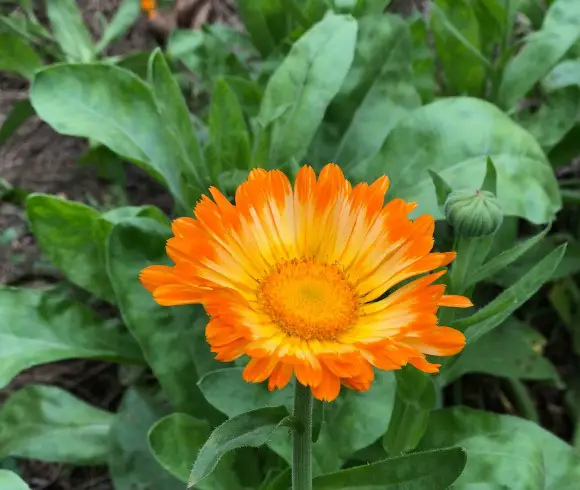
140;164;472;401
141;0;157;19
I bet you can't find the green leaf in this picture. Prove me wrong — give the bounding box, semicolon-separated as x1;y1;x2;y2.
208;78;252;174
431;0;487;96
198;367;295;418
408;13;436;103
0;470;30;490
543;59;580;92
441;318;562;386
0;385;113;464
106;217;217;419
0;286;143;389
0;99;35;147
312;399;324;443
237;0;289;57
189;407;290;487
498;0;580;110
418;407;580;489
464;225;550;289
108;388;184;490
428;169;453;210
312;447;466;489
96;0;141;53
383;367;436;455
363;97;561;224
481;156;498;195
30;64;189;210
148;49;206;193
46;0;95;62
519;87;580;151
258;12;357;166
0;33;42;79
453;244;566;343
332;14;421;168
149;413;243;489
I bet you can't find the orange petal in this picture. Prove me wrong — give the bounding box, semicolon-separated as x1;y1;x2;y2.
153;284;204;306
406;327;466;356
139;265;175;292
310;368;341;402
439;295;473;308
268;363;294;391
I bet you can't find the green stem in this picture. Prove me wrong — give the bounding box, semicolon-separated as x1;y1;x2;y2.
292;382;313;490
505;378;540;424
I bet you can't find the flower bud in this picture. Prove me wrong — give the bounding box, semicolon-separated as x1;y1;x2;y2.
444;189;503;238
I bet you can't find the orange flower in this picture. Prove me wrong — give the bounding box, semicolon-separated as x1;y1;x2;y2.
140;0;157;19
140;164;472;401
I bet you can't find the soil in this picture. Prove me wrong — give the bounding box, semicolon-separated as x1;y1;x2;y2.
0;1;576;489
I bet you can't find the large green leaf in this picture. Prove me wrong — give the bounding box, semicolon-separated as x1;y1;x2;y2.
198;367;294;417
312;447;466;489
106;217;217;420
27;194;167;302
418;407;580;489
258;12;357;166
189;407;290;487
498;0;580;110
46;0;95;62
543;59;580;92
0;287;142;389
30;64;189;210
108;388;185;490
331;14;421;168
148;413;243;489
441;318;561;386
0;385;113;464
0;32;42;79
0;471;30;490
431;0;486;96
408;13;436;103
363;97;561;224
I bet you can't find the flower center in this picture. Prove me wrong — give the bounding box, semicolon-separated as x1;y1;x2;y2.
258;258;359;340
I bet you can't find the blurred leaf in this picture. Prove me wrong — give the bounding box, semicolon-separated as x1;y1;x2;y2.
148;49;207;194
0;99;34;147
442;318;562;386
408;13;436;103
222;76;264;117
46;0;95;62
312;447;466;489
31;64;190;210
454;244;566;343
431;0;486;96
312;399;324;443
427;169;453;210
332;14;420;168
519;87;580;151
198;367;295;418
258;12;357;166
0;287;143;389
189;407;290;487
0;470;30;490
0;385;113;464
166;29;204;59
207;78;251;174
543;59;580;92
481;156;498;195
383;367;436;455
465;225;550;288
106;218;218;420
418;407;580;489
363;97;561;224
0;32;42;79
115;51;151;79
237;0;289;57
108;388;184;490
96;0;140;53
149;413;243;489
499;0;580;110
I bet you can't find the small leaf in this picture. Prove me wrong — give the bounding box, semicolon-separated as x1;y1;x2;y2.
312;447;466;489
428;169;453;210
481;156;498;195
0;470;31;490
312;399;324;443
189;407;291;487
0;99;35;147
0;286;143;389
258;13;358;166
454;244;566;343
465;225;551;289
237;0;288;57
0;386;113;464
0;33;42;79
96;0;141;53
383;367;436;455
46;0;95;62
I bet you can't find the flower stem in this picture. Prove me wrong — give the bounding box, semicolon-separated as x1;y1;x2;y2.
292;382;313;490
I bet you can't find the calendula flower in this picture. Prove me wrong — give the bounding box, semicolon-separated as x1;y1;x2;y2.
141;0;157;18
140;164;472;401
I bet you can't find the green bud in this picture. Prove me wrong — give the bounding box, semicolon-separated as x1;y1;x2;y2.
444;189;503;238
